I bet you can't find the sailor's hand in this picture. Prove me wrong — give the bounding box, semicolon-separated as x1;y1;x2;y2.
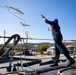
48;27;52;31
41;14;46;21
41;14;45;18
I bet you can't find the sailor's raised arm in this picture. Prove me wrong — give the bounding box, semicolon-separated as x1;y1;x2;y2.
41;14;53;25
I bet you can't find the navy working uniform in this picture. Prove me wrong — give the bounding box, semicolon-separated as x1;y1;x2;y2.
41;15;75;67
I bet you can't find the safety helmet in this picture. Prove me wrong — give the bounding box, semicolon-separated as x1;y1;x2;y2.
54;19;58;23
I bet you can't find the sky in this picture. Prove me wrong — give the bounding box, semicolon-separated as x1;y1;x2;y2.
0;0;76;44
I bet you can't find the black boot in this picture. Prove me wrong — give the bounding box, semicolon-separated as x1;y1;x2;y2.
67;58;75;67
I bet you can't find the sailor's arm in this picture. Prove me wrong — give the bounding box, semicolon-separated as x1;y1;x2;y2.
41;15;53;25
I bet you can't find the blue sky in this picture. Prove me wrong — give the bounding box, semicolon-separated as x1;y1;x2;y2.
0;0;76;43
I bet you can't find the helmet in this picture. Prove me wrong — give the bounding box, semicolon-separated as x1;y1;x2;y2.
54;19;58;23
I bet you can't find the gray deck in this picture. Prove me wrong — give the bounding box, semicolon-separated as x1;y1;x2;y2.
0;55;76;75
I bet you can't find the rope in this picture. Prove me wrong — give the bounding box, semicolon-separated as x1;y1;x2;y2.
0;6;26;25
18;39;37;75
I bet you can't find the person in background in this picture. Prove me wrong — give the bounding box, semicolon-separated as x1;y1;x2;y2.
41;15;75;67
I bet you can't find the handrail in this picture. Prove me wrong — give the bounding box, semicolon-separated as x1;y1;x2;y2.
0;35;76;41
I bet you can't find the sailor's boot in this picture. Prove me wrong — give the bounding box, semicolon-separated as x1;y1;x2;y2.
67;58;75;67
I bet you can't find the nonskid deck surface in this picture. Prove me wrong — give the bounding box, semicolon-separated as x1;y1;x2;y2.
0;54;76;75
0;64;76;75
0;61;76;75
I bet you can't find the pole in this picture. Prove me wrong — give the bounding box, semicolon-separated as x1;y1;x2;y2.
25;31;28;45
4;29;6;44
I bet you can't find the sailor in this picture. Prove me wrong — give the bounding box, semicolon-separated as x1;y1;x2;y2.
41;15;75;67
